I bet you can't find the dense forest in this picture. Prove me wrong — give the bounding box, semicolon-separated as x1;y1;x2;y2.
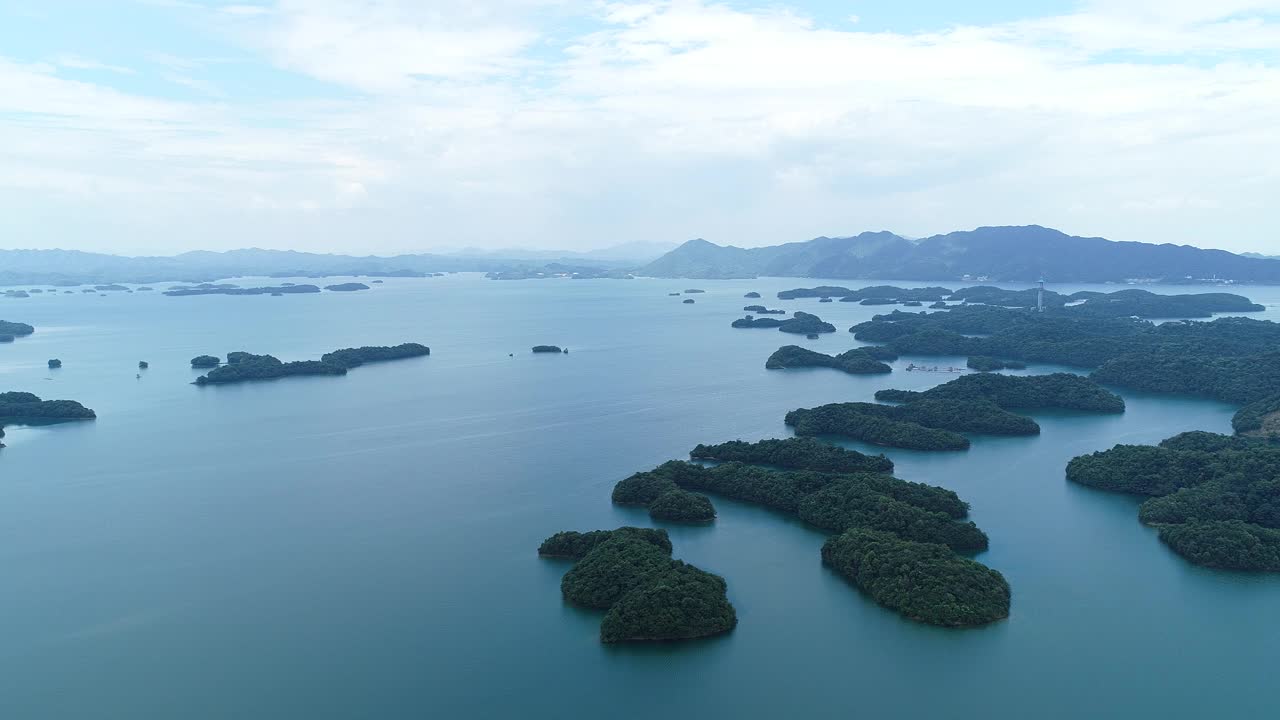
778;311;836;335
690;437;894;474
538;527;737;643
195;343;430;385
784;395;1049;450
0;392;96;448
0;319;35;342
606;453;1001;625
765;345;893;375
731;316;784;328
849;300;1280;428
874;373;1125;413
821;529;1010;626
320;343;430;368
1066;432;1280;569
611;462;718;523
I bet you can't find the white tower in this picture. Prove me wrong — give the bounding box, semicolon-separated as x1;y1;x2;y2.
1037;277;1045;313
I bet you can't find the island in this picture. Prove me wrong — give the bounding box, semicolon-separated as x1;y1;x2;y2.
195;343;430;385
165;284;321;297
610;462;718;523
1067;432;1280;570
778;311;836;335
532;345;565;353
538;527;736;643
0;392;96;448
690;437;893;474
873;372;1125;414
47;359;61;369
195;353;346;384
647;489;716;523
765;345;893;374
731;316;784;328
684;289;705;294
743;305;785;314
320;343;430;368
784;403;973;450
744;292;761;298
848;294;1275;412
138;361;149;369
190;355;222;368
780;285;953;302
324;282;370;292
0;320;35;340
821;529;1010;626
683;299;695;304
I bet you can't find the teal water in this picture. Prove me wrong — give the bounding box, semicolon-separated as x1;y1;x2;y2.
2;276;1280;718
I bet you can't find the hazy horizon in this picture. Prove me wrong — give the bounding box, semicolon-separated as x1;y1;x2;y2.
3;1;1278;256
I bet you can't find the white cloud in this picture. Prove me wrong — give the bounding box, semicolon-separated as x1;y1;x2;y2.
1;0;1279;254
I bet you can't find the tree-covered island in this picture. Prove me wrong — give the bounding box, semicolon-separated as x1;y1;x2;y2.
538;527;737;643
194;343;430;385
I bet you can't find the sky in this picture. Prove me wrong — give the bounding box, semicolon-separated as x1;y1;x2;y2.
1;0;1278;256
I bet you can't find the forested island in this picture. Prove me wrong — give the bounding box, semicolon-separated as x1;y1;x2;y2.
610;462;717;523
0;319;35;343
778;285;953;302
190;355;221;368
165;284;322;297
1067;432;1280;570
765;345;893;375
691;437;893;474
743;305;785;314
779;311;836;334
731;316;784;328
0;392;96;448
605;454;1006;625
324;282;370;292
874;372;1125;413
320;343;430;368
821;529;1010;626
532;345;565;353
194;343;429;385
537;527;736;643
849;298;1280;428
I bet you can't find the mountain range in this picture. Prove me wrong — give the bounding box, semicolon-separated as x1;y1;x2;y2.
0;245;654;287
640;226;1280;283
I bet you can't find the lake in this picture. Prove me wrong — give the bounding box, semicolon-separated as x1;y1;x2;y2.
2;276;1279;718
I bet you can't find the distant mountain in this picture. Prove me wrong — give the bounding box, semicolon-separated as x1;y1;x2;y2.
0;248;622;287
1242;252;1279;260
642;226;1280;283
447;241;677;264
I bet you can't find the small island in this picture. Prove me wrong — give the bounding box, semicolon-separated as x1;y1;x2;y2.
683;298;695;304
690;437;893;474
743;305;785;314
195;343;430;385
683;289;705;294
648;489;716;523
744;292;761;298
778;311;835;335
190;355;222;368
0;391;96;448
874;372;1125;414
821;529;1010;626
324;282;371;292
0;320;35;340
532;345;565;354
320;343;430;368
47;359;62;369
138;361;149;369
538;527;737;643
165;284;321;297
765;345;893;375
731;315;784;328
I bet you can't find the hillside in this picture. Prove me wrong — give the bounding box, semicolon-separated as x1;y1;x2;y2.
642;226;1280;283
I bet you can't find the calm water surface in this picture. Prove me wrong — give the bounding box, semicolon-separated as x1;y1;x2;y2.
2;276;1279;718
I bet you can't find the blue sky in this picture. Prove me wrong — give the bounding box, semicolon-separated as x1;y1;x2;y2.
1;1;1278;255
